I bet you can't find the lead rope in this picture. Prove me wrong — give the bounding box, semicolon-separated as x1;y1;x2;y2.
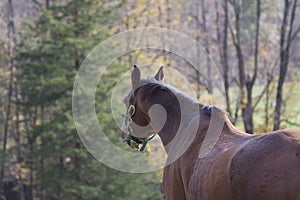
139;133;156;152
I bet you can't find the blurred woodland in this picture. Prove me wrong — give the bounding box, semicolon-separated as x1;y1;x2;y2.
0;0;300;199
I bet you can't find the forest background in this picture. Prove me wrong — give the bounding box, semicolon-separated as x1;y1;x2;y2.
0;0;299;199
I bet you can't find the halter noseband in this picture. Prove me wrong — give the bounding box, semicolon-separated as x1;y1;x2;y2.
122;104;156;152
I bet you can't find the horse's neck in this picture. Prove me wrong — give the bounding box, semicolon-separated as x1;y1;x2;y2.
149;103;181;147
153;101;240;153
140;84;216;150
151;100;200;148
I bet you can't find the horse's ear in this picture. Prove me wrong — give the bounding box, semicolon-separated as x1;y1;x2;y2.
154;66;164;82
131;65;141;90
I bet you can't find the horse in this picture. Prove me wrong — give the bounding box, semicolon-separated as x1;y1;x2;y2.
121;65;300;200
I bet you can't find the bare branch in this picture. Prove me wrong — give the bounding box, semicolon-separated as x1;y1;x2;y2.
290;24;300;43
281;119;300;127
32;0;42;7
253;74;273;110
229;22;238;48
251;0;261;87
286;0;298;50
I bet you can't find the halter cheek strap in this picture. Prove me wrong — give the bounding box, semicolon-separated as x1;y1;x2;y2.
139;133;156;151
123;104;156;152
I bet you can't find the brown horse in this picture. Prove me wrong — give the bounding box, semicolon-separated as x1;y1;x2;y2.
121;65;300;200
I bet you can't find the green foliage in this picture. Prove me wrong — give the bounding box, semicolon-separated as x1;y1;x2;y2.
16;1;161;199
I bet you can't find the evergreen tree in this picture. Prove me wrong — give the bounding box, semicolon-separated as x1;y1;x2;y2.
17;1;161;199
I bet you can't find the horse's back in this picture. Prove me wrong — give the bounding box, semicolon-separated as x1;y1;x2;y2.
188;130;300;200
230;130;300;200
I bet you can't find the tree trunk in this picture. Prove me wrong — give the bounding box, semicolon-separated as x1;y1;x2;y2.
23;106;33;200
273;0;298;130
0;0;16;194
231;0;260;134
201;0;213;94
231;0;250;133
222;0;231;115
15;77;24;200
39;106;45;200
194;0;202;99
216;0;231;115
243;0;261;134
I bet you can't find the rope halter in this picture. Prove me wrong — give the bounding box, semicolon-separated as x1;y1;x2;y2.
122;104;156;152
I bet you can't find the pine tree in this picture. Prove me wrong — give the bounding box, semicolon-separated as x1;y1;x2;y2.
17;0;161;199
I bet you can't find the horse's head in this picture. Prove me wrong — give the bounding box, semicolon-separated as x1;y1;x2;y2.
121;65;164;151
